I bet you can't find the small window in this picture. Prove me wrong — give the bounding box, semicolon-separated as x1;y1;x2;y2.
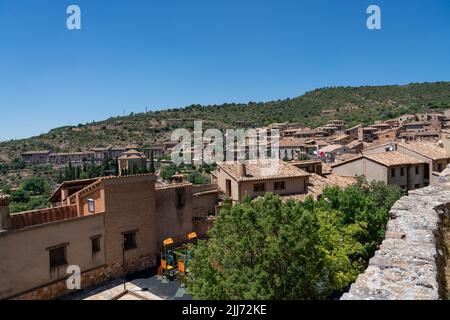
400;167;405;176
414;184;420;189
176;189;185;209
391;168;396;177
438;163;443;172
253;183;265;192
49;245;67;268
415;166;419;175
92;237;101;254
274;181;286;191
123;232;137;251
87;198;95;213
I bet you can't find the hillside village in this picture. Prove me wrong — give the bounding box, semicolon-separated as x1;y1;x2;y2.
2;105;450;299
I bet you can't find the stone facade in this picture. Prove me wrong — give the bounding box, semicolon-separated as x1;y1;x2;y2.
11;254;152;300
342;178;450;300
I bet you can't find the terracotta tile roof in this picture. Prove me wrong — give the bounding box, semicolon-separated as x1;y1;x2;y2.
398;141;450;161
218;159;309;182
279;139;306;148
319;144;343;153
281;173;357;201
21;150;51;155
365;151;425;167
155;182;193;191
346;140;363;148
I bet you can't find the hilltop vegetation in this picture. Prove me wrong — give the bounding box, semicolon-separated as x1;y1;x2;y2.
1;82;450;157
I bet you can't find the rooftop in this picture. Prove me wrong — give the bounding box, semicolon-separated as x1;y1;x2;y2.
365;151;425;167
217;159;309;182
398;141;450;161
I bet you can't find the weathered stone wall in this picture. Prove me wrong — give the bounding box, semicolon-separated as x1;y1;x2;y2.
193;216;216;238
341;185;450;300
11;254;153;300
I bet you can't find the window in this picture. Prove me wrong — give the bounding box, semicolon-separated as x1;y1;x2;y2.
415;166;419;175
414;184;420;189
87;198;95;213
274;181;286;191
123;231;137;251
176;189;185;209
253;183;265;192
49;245;67;268
400;167;405;176
391;168;396;177
91;236;101;254
438;163;443;172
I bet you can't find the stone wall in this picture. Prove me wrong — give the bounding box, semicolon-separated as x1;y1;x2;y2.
11;254;153;300
193;216;216;238
341;184;450;300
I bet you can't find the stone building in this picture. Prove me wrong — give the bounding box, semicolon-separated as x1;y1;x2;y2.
331;151;426;191
396;141;450;184
118;149;147;175
0;174;217;300
211;159;310;203
21;151;51;165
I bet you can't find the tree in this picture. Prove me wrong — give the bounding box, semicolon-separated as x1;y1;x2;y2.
11;189;30;203
187;194;329;300
187;182;402;300
20;177;49;196
160;164;178;181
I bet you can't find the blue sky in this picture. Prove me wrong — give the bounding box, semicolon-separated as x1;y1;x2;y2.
0;0;450;141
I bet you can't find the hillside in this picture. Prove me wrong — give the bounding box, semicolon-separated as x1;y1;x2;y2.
2;82;450;157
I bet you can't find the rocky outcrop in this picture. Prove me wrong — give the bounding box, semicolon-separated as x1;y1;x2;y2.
341;184;450;300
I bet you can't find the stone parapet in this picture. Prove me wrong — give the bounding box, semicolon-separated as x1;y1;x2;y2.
341;186;450;300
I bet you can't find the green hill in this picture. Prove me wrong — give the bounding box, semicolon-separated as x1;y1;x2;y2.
2;81;450;156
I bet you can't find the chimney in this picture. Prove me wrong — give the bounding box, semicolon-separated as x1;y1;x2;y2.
239;163;247;177
0;195;12;231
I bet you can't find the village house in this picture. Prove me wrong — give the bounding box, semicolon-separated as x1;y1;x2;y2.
118;149;147;175
358;126;378;142
21;151;51;165
291;159;323;175
396;141;450;184
48;152;96;165
211;160;310;203
345;124;364;141
345;140;364;154
0;173;218;300
375;127;400;144
331;151;426;191
318;144;350;163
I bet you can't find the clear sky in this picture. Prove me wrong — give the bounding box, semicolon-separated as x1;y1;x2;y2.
1;0;450;141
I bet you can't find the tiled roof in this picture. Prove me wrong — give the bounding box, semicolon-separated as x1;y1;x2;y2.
155;182;193;191
319;144;342;153
346;140;363;148
281;173;357;201
365;151;425;167
279;139;306;148
218;159;309;182
21;150;51;155
398;142;450;161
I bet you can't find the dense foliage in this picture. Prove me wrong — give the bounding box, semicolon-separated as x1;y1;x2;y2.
5;176;51;213
187;180;403;300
